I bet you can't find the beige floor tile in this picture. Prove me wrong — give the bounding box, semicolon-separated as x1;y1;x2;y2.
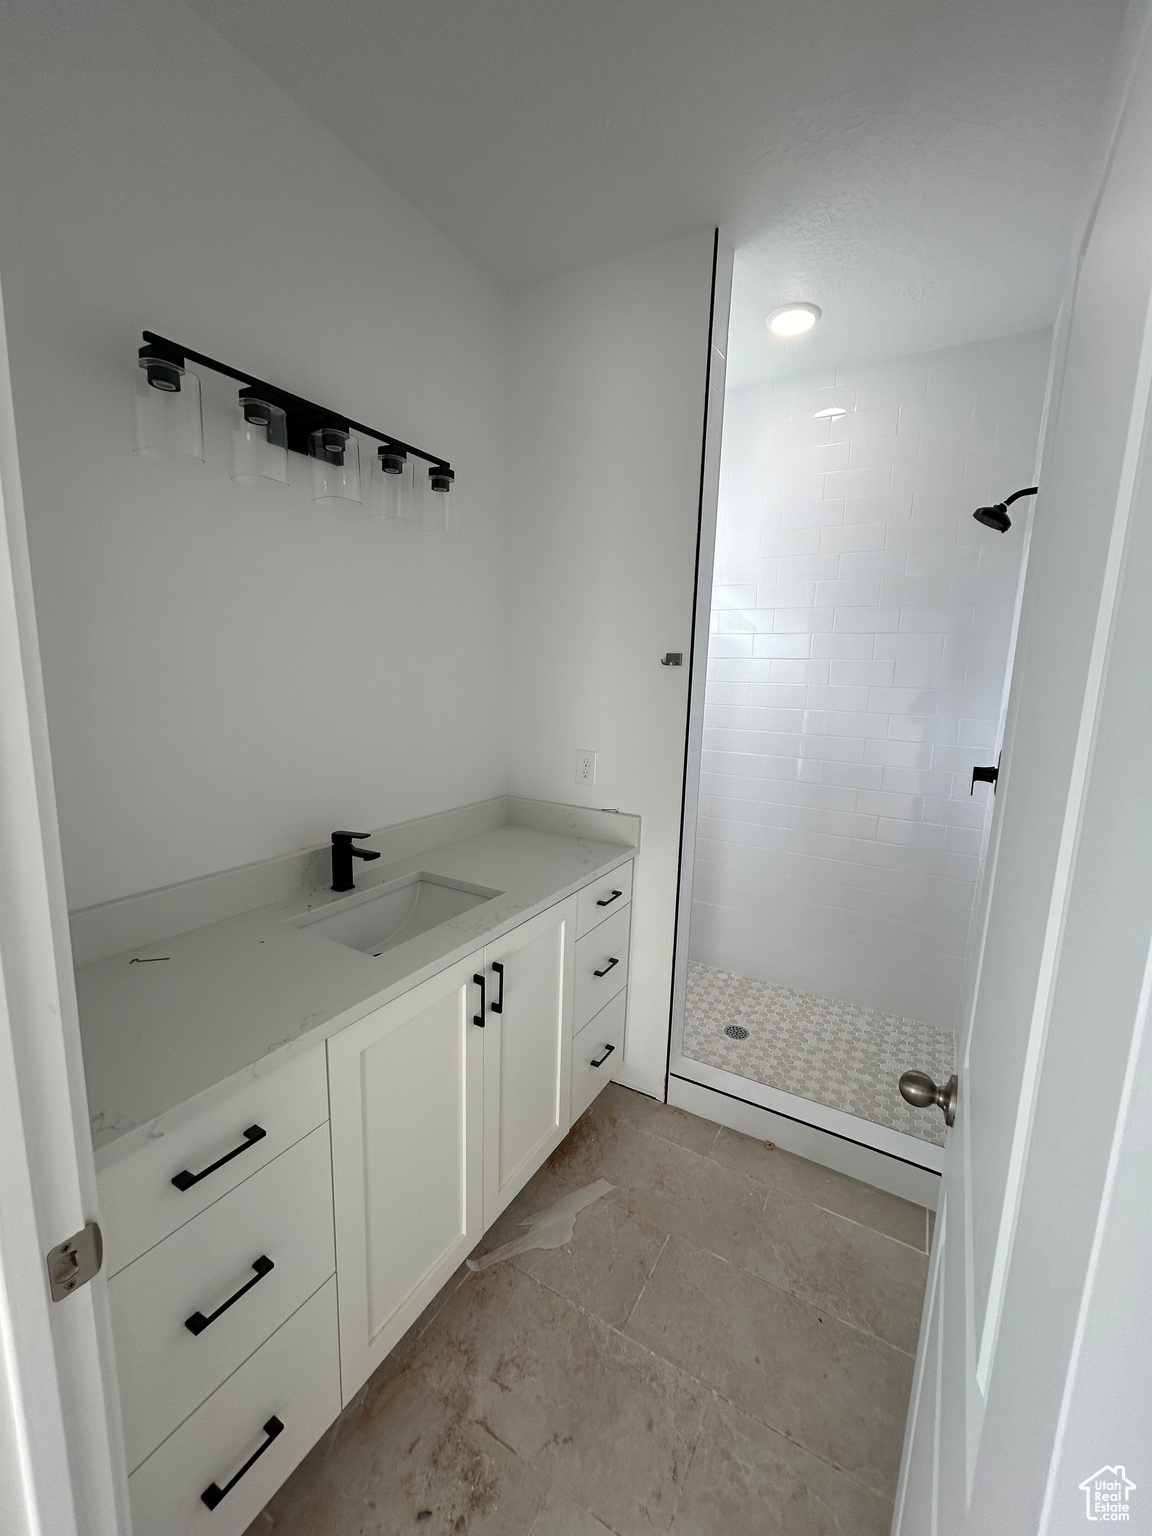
708;1127;928;1249
527;1486;619;1535
417;1265;708;1536
748;1192;929;1353
247;1091;921;1534
624;1235;914;1498
669;1397;893;1536
592;1083;721;1156
246;1356;548;1535
547;1112;766;1267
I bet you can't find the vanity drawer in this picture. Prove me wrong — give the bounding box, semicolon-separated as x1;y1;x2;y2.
571;991;626;1124
576;862;633;939
127;1277;340;1536
573;904;631;1032
110;1123;335;1473
97;1043;329;1277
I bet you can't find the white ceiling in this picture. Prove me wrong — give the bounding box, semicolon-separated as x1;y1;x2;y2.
186;0;1126;384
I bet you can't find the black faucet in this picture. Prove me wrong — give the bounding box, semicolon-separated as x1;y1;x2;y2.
331;831;381;892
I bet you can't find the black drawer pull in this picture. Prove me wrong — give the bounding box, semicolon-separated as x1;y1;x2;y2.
593;956;620;979
595;889;623;908
472;972;486;1027
171;1125;267;1191
201;1416;284;1510
590;1043;616;1068
491;960;505;1014
185;1256;275;1336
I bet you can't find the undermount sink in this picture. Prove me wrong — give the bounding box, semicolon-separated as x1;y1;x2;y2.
294;872;502;957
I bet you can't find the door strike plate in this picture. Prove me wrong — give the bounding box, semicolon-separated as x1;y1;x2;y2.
47;1221;103;1301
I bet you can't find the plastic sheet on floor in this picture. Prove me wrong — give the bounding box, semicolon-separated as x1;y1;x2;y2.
467;1179;615;1271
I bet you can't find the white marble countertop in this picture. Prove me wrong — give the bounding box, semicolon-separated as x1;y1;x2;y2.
77;820;635;1161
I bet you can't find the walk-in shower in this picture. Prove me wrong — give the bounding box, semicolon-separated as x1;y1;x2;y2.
669;328;1051;1177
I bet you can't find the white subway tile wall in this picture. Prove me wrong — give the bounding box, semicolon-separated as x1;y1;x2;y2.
689;331;1051;1029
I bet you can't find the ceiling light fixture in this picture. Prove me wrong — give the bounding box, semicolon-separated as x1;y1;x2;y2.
813;406;847;420
767;303;821;338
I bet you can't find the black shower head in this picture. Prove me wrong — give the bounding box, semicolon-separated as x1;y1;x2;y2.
974;501;1012;532
973;485;1038;533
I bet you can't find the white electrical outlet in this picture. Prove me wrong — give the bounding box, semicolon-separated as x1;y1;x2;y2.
575;749;597;785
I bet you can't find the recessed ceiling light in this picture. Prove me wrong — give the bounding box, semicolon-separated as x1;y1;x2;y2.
813;406;847;419
767;302;821;338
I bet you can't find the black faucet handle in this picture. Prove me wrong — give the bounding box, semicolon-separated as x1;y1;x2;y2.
331;830;379;893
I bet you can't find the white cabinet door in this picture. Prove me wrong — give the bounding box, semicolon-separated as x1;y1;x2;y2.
327;953;485;1401
481;898;575;1227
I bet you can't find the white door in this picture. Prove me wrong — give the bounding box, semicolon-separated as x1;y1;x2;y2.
327;953;485;1401
0;280;127;1530
894;12;1152;1532
482;899;574;1227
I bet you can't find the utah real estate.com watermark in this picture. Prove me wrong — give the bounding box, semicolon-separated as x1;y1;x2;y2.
1079;1467;1135;1522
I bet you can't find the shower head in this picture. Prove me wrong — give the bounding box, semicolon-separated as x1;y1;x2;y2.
973;485;1038;533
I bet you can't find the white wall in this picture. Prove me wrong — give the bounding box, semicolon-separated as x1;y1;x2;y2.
691;331;1050;1028
0;0;511;910
507;231;718;1098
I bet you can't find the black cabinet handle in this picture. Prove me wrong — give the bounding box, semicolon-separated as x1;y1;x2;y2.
593;956;620;979
596;889;623;908
491;961;504;1014
171;1126;267;1192
970;764;999;794
201;1416;284;1510
590;1043;616;1068
185;1256;274;1336
472;972;486;1027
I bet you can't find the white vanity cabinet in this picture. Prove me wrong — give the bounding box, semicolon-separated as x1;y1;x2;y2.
481;897;575;1227
98;1042;338;1536
327;951;486;1400
97;856;633;1533
328;895;577;1400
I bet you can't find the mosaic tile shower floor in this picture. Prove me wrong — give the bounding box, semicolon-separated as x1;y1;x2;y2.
683;963;956;1147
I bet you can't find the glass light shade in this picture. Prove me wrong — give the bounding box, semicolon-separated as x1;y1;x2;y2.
419;463;453;534
372;447;415;521
309;427;361;505
134;358;203;459
232;397;289;485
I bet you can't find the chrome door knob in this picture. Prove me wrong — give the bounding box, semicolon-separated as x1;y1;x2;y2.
899;1070;958;1127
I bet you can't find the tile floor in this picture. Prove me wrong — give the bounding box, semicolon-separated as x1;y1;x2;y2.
683;962;957;1146
247;1084;930;1536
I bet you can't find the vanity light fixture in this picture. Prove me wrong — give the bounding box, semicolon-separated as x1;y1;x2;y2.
767;303;821;338
134;331;453;507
